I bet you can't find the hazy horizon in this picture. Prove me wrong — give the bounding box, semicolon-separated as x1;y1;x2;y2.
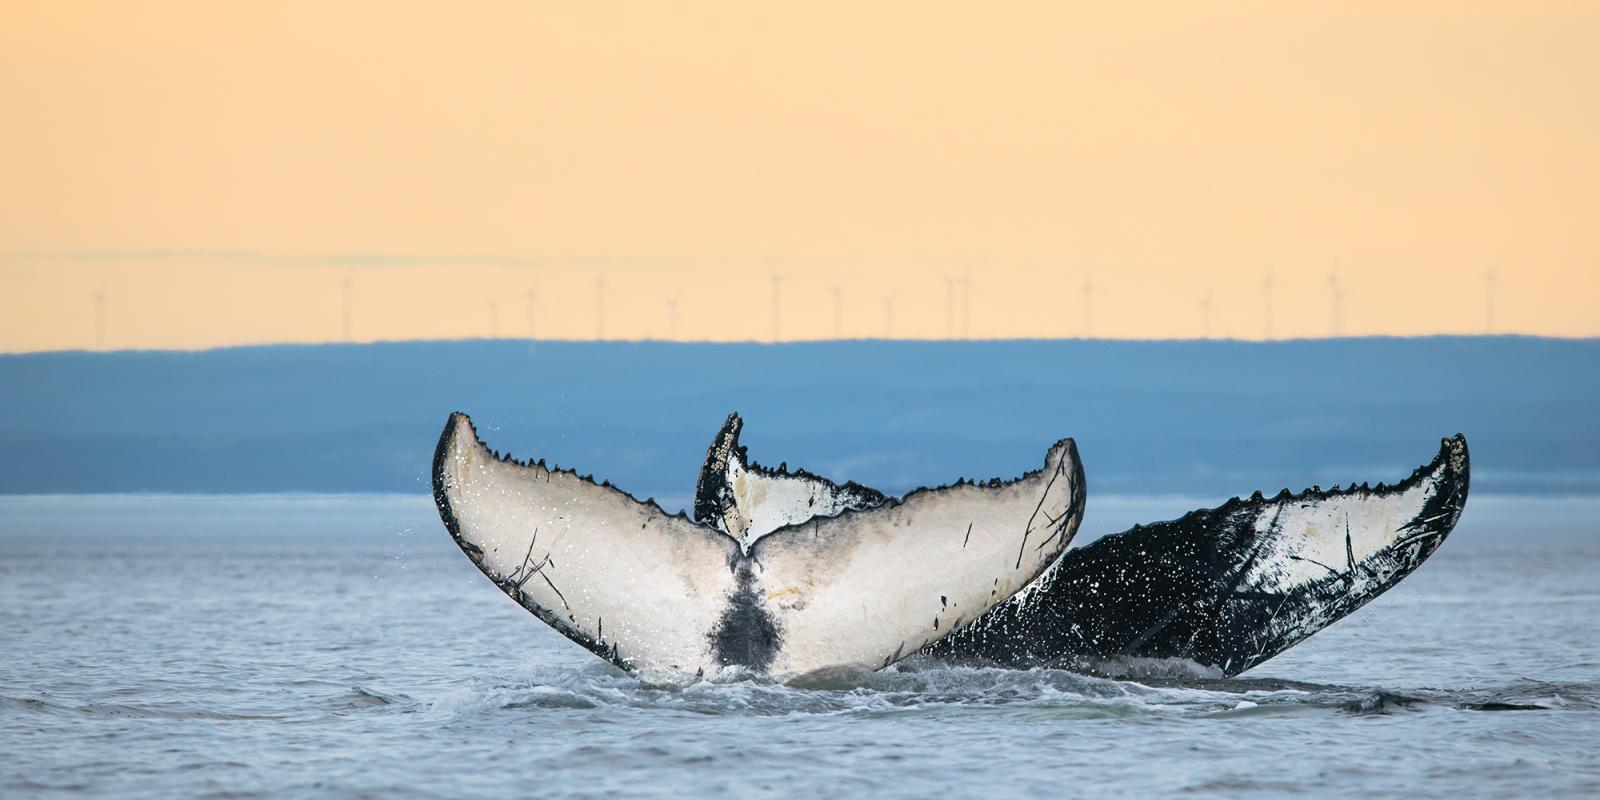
5;330;1597;358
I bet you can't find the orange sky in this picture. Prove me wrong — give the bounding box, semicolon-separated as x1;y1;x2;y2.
2;2;1597;350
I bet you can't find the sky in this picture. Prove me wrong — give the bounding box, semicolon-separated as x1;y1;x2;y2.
2;2;1597;351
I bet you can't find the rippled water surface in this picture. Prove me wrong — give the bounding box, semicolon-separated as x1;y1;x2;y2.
2;495;1598;798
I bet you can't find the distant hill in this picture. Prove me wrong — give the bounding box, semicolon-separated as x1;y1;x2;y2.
2;337;1596;497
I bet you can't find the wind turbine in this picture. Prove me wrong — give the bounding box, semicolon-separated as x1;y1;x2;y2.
1199;291;1213;339
881;296;895;339
665;296;680;339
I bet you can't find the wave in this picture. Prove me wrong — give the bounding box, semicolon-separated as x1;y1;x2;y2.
5;668;1589;726
410;662;1600;721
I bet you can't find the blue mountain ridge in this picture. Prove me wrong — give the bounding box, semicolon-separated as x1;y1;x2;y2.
2;337;1595;497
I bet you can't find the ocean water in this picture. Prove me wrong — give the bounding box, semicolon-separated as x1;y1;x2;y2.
2;494;1598;798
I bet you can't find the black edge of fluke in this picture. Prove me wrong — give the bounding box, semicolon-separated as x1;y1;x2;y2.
924;434;1469;677
695;411;1079;547
430;411;644;672
693;411;890;528
430;411;470;554
1065;436;1089;551
692;412;744;527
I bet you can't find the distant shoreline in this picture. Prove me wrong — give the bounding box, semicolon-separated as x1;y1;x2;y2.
3;332;1596;359
5;338;1596;495
3;494;1594;549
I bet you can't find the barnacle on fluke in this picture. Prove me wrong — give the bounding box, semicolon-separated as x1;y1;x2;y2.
431;412;1084;682
433;411;1467;681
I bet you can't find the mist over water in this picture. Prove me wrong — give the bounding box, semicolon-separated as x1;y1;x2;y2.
2;495;1598;798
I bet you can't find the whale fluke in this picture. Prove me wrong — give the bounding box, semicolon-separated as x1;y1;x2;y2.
694;413;888;548
926;435;1470;675
693;418;1469;678
433;412;1084;681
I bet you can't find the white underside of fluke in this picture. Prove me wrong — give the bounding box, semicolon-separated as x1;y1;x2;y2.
433;413;1084;682
1243;477;1444;595
696;413;888;549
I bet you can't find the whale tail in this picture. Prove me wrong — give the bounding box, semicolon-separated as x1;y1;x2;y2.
927;435;1470;676
692;417;1469;678
433;412;1085;681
